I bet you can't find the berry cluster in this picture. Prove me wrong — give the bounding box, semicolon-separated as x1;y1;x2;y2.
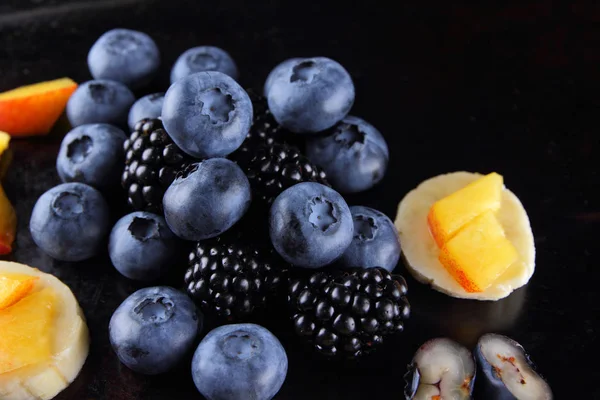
27;27;406;400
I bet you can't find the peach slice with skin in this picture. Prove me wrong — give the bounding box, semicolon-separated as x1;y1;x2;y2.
0;288;56;374
0;184;16;255
0;78;77;136
428;172;503;247
0;274;38;310
438;211;518;293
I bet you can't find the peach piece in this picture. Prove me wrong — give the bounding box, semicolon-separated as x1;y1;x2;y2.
0;288;56;374
439;211;518;293
0;274;38;310
428;172;503;247
0;78;77;136
0;184;16;255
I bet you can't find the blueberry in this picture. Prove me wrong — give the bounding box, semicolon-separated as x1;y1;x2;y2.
109;212;180;281
127;92;165;131
170;46;239;84
66;79;135;128
306;116;389;194
56;123;127;190
29;182;110;261
264;57;355;133
163;159;251;241
192;323;288;400
109;286;201;375
162;71;253;158
269;182;353;268
339;206;400;272
88;28;160;89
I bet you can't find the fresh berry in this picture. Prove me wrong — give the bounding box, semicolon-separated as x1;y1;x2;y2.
264;57;355;133
121;118;190;213
127;92;165;131
66;79;135;128
306;116;389;193
170;46;239;83
184;233;288;321
109;286;201;375
30;182;110;261
163;158;251;241
269;182;353;268
109;211;180;281
242;143;329;207
56;123;127;190
192;323;288;400
339;206;401;272
162;71;253;158
288;267;410;360
88;28;160;89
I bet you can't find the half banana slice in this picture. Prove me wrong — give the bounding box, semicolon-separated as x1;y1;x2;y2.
394;172;535;301
0;261;89;400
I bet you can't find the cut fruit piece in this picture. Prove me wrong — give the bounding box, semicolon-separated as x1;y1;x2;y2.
0;288;56;374
0;274;38;310
0;130;9;152
0;131;10;181
0;78;78;136
475;333;553;399
0;184;17;255
395;172;535;301
428;172;503;247
0;261;89;400
404;337;476;400
439;211;518;293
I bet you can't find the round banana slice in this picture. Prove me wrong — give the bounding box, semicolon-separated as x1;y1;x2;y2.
0;261;89;400
394;172;535;301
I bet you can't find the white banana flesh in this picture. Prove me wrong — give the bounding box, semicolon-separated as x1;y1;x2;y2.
394;171;535;301
0;261;89;400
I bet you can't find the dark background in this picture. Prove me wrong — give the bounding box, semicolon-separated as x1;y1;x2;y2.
1;1;598;398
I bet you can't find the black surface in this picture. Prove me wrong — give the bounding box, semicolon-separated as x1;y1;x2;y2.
1;1;598;399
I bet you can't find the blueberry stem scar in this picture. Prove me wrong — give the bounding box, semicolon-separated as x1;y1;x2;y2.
134;295;174;323
52;191;84;219
353;215;377;241
129;217;159;241
308;196;337;231
67;135;93;163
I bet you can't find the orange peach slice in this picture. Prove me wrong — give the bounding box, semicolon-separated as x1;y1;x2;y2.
0;288;56;374
0;184;16;255
0;78;77;136
439;211;518;293
428;172;503;247
0;274;38;310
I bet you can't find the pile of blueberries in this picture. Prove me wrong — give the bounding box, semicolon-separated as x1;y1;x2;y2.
28;28;400;399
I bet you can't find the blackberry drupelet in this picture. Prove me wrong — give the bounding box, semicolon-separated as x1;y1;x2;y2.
184;234;289;321
288;267;410;360
121;118;190;213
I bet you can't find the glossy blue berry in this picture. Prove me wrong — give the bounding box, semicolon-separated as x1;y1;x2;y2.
170;46;239;83
127;92;164;131
339;206;401;272
269;182;353;268
56;123;127;190
66;79;135;128
264;57;354;133
306;116;389;194
109;286;201;375
29;182;110;261
109;211;180;281
163;159;251;241
192;323;288;400
88;28;160;89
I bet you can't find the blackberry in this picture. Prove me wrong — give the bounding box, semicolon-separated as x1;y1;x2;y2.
288;267;410;360
184;233;289;321
121;118;190;213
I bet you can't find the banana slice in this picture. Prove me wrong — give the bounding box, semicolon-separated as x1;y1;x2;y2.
394;172;535;301
0;261;89;400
